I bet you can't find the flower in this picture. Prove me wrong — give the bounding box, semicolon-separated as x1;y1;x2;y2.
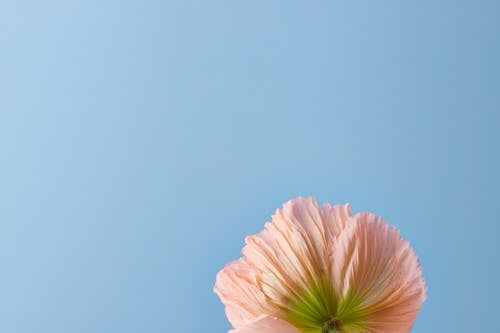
214;197;426;333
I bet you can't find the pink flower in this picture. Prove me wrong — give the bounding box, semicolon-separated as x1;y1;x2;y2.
214;197;426;333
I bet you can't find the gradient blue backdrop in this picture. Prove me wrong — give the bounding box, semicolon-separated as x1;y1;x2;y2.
1;1;499;332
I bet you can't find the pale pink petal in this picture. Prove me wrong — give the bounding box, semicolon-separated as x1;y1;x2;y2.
215;197;351;328
214;258;270;327
331;213;427;333
241;198;350;314
229;315;301;333
320;202;352;246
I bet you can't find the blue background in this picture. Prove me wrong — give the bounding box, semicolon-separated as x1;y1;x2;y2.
1;1;498;332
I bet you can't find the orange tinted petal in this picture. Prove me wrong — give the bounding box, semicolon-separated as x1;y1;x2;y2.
215;197;352;328
241;198;350;314
320;202;352;247
229;315;301;333
214;258;271;327
331;213;427;333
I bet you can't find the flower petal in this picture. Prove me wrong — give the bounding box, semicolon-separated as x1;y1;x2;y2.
244;197;351;294
320;202;352;246
240;197;351;327
214;258;270;327
331;213;427;333
215;197;352;330
229;315;301;333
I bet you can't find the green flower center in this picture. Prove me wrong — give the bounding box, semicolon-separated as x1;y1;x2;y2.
285;279;367;333
321;317;341;333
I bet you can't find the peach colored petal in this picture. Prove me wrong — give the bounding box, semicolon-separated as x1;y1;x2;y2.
320;202;352;246
214;258;269;327
215;197;352;328
241;198;350;314
229;315;301;333
330;213;427;333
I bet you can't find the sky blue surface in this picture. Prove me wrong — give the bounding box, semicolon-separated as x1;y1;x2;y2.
1;1;499;332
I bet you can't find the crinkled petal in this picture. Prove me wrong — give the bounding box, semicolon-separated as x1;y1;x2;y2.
244;197;351;299
215;197;352;329
229;315;301;333
320;202;352;246
331;213;427;333
214;258;270;327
